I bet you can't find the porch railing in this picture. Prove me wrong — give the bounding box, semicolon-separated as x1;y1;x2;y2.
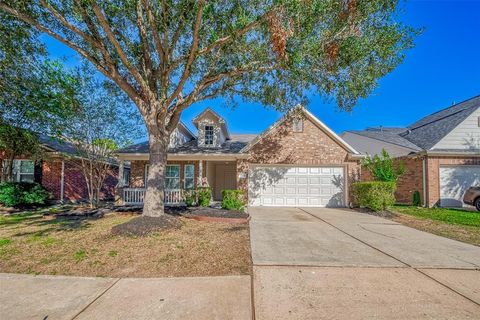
122;188;184;205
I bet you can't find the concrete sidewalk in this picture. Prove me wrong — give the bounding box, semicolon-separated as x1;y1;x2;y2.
0;273;252;320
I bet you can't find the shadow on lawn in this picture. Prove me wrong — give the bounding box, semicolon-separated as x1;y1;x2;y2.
6;215;92;238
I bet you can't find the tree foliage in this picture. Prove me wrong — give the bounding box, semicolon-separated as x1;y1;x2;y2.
0;11;79;135
362;149;405;182
0;0;417;215
60;63;144;207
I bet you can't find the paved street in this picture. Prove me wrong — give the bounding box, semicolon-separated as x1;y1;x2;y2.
1;207;479;319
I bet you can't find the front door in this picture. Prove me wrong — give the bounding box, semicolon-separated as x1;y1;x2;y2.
214;164;237;200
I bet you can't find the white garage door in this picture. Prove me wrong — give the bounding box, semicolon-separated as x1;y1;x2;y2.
440;165;480;207
248;166;345;207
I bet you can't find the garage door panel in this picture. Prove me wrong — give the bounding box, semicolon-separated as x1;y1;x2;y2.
249;166;345;207
440;166;480;207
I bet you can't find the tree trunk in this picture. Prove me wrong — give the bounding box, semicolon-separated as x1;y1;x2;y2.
143;128;169;217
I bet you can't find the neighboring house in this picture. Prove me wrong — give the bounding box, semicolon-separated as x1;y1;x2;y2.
342;95;480;208
116;107;363;207
0;135;124;202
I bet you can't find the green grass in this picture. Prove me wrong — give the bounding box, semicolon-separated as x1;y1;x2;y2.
74;249;87;262
0;238;11;246
392;205;480;227
0;212;40;225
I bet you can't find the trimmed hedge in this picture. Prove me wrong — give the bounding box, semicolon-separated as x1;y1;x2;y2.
221;190;245;210
352;181;396;211
0;182;51;207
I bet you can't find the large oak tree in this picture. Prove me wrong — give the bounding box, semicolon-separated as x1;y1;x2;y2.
0;0;416;216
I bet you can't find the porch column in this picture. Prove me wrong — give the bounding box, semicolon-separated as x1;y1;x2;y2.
199;160;203;179
115;159;125;206
118;159;125;186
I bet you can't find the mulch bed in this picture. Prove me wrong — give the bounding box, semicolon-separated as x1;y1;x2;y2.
114;205;248;219
111;215;182;236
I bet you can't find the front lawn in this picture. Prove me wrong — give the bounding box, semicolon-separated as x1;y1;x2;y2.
389;205;480;246
0;209;251;277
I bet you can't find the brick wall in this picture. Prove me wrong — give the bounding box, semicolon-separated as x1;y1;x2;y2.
360;156;424;205
41;158;118;201
395;156;424;205
426;156;480;207
238;115;361;204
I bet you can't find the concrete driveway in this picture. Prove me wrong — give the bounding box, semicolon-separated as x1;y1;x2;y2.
249;207;480;319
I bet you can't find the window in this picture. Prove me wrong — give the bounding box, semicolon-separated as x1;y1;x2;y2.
144;164;149;186
204;125;214;145
292;118;303;132
184;164;195;189
145;164;181;190
11;160;35;182
166;165;180;190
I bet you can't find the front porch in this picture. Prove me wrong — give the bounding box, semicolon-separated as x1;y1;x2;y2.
116;158;240;205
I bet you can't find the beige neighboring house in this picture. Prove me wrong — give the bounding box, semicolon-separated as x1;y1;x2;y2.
342;95;480;208
116;106;363;207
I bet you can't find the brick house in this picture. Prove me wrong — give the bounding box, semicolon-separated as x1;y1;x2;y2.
0;135;122;202
116;106;363;207
342;95;480;208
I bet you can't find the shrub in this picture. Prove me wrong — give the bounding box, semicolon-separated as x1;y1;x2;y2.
184;189;196;206
362;149;405;182
196;187;212;207
352;181;396;211
0;182;50;207
412;190;421;206
221;190;246;210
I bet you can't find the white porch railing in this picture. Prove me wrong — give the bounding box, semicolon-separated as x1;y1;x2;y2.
122;188;184;205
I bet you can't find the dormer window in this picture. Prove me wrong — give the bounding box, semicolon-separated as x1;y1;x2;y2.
292;118;303;132
204;125;214;145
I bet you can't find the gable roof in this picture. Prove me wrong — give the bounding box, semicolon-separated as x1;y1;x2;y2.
117;134;256;154
39;134;78;155
343;128;421;151
342;95;480;154
400;95;480;150
192;107;230;139
241;105;360;155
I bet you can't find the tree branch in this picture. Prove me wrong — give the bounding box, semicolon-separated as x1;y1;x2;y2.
91;3;150;94
166;0;205;107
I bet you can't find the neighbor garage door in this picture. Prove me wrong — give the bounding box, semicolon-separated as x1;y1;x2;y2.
440;165;480;207
248;166;345;207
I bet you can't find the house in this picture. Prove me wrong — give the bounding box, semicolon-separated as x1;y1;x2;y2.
116;106;363;207
0;135;123;202
342;95;480;208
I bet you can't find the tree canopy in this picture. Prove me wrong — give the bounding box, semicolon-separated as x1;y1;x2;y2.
0;0;417;216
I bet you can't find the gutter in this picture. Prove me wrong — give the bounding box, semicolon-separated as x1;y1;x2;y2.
116;152;249;161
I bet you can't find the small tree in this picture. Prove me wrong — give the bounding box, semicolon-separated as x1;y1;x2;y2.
61;65;143;207
362;149;405;182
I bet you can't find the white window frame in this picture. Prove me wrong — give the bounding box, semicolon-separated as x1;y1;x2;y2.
144;164;149;186
144;164;182;190
165;164;181;190
184;164;195;189
204;125;214;145
292;118;303;132
12;160;35;183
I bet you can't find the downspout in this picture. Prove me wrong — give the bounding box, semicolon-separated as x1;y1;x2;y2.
60;161;65;203
422;157;427;208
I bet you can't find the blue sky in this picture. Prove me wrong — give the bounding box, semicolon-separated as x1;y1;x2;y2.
45;0;480;137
